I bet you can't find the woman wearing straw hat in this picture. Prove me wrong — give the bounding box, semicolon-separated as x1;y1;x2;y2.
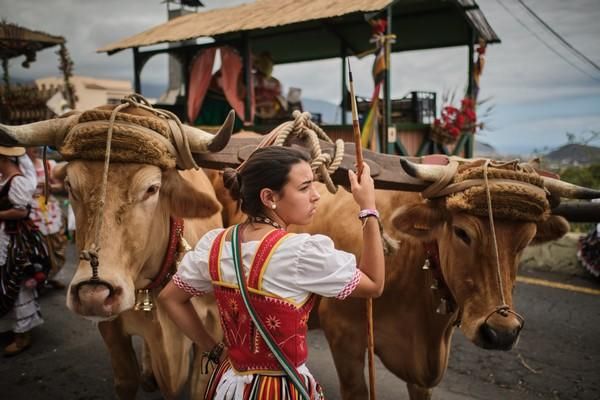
0;146;48;356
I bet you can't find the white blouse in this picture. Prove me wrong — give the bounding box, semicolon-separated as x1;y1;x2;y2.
174;228;361;303
0;174;36;265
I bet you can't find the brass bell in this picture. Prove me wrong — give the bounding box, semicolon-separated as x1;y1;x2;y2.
134;289;154;312
422;259;430;270
430;279;439;290
436;297;451;315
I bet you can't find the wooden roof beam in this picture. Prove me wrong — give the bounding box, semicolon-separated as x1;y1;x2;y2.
321;21;361;57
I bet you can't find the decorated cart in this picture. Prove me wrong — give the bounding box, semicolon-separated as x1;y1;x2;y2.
98;0;499;158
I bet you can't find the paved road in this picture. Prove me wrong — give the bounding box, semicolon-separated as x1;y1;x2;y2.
1;245;599;399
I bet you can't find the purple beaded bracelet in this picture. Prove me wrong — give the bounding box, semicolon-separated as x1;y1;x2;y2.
358;208;380;220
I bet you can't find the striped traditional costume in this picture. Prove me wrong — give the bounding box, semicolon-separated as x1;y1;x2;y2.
173;227;362;400
0;155;44;333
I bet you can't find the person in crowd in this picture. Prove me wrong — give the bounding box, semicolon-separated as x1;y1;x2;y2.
26;147;67;289
159;146;384;399
253;51;286;121
577;198;600;278
0;146;47;356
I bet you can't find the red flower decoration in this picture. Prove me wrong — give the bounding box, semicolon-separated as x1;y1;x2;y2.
431;96;479;140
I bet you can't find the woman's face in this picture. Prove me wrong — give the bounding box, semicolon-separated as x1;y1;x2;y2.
272;161;320;226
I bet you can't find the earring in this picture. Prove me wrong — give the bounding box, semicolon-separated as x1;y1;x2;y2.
271;203;277;210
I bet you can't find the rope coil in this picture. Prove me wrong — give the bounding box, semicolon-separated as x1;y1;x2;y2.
262;110;345;194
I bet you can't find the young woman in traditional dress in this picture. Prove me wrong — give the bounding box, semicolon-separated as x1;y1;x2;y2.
160;146;384;399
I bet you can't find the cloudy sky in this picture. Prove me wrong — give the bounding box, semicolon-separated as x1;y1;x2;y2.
2;0;599;155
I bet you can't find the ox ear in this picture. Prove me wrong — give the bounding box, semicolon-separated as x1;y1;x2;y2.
531;215;570;245
160;170;222;218
390;202;446;241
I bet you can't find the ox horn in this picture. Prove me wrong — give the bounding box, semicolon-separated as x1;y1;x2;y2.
183;109;235;153
542;176;600;199
401;159;600;200
399;159;449;181
0;114;79;148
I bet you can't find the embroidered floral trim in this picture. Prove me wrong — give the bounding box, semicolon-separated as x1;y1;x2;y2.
265;315;282;330
336;269;362;299
172;274;205;297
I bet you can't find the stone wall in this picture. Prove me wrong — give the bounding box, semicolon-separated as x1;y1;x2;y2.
520;232;584;276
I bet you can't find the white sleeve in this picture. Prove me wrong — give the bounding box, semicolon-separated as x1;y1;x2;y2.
292;234;361;300
172;228;224;296
18;155;38;193
8;176;34;209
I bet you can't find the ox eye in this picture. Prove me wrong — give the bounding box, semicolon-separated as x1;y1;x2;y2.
453;226;471;245
146;184;160;196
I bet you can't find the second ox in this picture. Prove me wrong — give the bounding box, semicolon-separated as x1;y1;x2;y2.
208;148;598;400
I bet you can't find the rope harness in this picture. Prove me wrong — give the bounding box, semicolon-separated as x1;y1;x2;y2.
480;160;524;326
76;94;198;289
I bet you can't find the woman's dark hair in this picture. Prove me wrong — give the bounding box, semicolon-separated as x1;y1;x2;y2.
222;146;310;217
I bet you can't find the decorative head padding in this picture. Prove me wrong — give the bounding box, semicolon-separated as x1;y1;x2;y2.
59;108;178;170
445;159;550;222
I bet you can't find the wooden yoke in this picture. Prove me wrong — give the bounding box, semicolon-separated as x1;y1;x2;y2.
192;137;600;222
192;135;430;192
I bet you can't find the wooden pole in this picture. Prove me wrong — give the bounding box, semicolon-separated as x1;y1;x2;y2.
466;28;475;158
382;5;393;154
348;60;376;400
242;33;252;125
348;61;364;178
133;47;141;94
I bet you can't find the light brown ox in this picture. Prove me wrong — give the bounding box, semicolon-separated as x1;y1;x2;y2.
207;153;597;400
0;106;231;400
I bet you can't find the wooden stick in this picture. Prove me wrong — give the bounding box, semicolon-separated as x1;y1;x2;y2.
366;298;376;400
348;60;364;181
348;60;376;400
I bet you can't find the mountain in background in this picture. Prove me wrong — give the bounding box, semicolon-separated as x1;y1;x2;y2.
541;143;600;166
473;141;500;158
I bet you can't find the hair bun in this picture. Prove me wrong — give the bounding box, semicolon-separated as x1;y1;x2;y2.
222;168;242;201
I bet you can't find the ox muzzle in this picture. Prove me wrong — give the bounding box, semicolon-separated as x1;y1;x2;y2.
477;306;524;351
68;275;127;320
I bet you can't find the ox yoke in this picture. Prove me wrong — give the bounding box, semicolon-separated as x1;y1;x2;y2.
192;136;429;192
191;136;600;222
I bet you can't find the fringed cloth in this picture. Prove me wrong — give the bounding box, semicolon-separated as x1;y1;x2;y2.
204;359;324;400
